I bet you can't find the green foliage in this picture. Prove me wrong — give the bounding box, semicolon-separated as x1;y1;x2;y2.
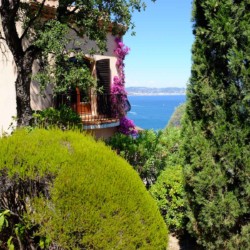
0;129;168;249
107;128;187;235
34;20;69;55
34;52;97;94
106;127;182;188
182;1;250;249
0;210;10;231
106;130;164;187
7;237;14;250
33;20;97;94
30;1;153;95
150;166;187;234
167;103;186;128
32;105;82;129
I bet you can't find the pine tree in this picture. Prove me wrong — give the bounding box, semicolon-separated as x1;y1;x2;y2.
182;0;250;249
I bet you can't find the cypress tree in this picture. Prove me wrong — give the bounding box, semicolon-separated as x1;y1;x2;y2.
182;0;250;249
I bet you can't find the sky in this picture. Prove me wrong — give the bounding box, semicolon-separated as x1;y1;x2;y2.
123;0;194;88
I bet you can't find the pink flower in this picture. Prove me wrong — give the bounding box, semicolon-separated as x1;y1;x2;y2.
118;116;138;136
110;37;136;135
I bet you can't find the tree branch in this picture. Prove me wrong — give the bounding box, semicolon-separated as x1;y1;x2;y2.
67;23;81;37
24;44;41;69
0;0;24;61
20;0;46;41
56;0;76;20
0;42;8;60
12;0;20;13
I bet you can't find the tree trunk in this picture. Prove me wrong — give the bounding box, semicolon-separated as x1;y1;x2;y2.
0;0;39;127
15;47;39;127
15;62;33;127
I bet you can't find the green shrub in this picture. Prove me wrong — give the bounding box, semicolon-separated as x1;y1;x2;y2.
106;130;166;188
33;104;82;129
182;1;250;248
150;165;187;234
0;128;168;249
106;127;183;188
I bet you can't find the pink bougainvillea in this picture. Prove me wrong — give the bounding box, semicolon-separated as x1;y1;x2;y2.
111;37;137;136
114;37;130;84
118;116;138;137
111;76;127;96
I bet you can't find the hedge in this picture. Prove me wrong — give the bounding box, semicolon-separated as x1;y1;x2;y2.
0;129;168;249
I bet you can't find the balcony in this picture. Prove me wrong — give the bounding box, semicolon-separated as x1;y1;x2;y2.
55;90;130;129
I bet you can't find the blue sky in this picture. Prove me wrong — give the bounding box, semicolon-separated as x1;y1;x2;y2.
123;0;194;88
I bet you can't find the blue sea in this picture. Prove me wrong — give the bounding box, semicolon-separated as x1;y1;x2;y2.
127;95;186;130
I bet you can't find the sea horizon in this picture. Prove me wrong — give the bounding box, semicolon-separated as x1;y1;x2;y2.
126;87;186;97
127;93;186;96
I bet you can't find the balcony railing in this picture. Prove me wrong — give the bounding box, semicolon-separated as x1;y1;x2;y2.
55;92;130;127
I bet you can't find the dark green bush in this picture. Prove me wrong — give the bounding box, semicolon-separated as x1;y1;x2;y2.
0;129;168;249
106;127;182;188
33;104;82;129
182;1;250;248
106;130;166;187
150;165;188;234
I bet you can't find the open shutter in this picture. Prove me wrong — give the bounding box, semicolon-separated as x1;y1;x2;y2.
96;59;111;115
96;59;111;94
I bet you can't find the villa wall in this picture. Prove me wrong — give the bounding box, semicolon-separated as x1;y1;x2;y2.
0;42;17;134
66;30;119;89
87;126;118;140
0;20;119;135
31;30;120;111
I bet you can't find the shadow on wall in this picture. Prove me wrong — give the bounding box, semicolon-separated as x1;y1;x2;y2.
30;81;54;110
30;58;54;110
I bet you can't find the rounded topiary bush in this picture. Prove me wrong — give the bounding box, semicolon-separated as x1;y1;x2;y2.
0;129;168;249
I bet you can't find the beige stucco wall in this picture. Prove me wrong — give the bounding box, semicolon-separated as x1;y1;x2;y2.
87;126;118;140
0;19;50;134
0;43;17;134
30;60;54;111
0;18;120;135
66;30;119;86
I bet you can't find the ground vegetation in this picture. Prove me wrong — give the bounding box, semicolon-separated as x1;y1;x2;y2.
0;128;168;249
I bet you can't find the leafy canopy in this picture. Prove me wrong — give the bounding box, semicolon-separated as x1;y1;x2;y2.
3;0;156;93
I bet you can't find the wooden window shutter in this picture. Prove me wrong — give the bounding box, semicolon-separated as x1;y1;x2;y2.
96;59;111;94
96;59;111;115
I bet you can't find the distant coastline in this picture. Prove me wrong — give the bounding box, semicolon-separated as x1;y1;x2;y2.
126;87;186;96
127;92;186;96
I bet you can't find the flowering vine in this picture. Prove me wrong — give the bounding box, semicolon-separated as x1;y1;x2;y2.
114;37;130;84
118;116;138;137
111;37;138;136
